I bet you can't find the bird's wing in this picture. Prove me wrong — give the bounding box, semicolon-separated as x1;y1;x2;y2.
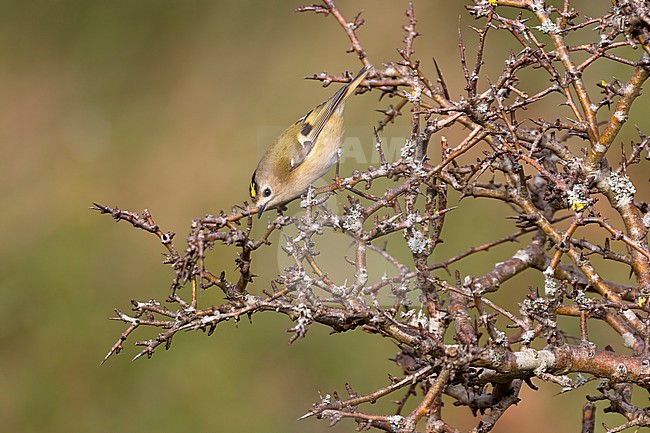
288;65;370;171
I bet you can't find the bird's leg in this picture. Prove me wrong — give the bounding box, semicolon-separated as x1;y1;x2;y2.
334;148;343;186
273;206;286;221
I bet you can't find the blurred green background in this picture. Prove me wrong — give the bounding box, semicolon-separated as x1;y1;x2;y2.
1;1;648;432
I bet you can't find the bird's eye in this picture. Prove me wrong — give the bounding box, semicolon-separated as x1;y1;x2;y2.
263;188;272;197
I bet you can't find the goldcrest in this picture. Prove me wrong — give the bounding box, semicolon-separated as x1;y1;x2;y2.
250;65;370;217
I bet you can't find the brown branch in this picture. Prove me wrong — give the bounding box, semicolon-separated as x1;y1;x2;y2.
94;2;650;432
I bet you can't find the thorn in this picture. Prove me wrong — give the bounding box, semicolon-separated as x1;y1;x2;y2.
132;351;146;362
100;351;113;366
298;412;314;421
90;202;108;212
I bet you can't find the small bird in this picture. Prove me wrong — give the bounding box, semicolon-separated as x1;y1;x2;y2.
250;65;370;217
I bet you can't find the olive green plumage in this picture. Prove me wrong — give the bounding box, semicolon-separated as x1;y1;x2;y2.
250;65;370;217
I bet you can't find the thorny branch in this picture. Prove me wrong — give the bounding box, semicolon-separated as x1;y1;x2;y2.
95;1;650;432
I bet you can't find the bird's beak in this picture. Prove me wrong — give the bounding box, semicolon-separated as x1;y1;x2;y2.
257;203;266;219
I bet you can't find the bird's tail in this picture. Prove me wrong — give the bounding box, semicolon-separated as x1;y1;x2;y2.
299;64;371;147
319;64;371;121
339;64;371;102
